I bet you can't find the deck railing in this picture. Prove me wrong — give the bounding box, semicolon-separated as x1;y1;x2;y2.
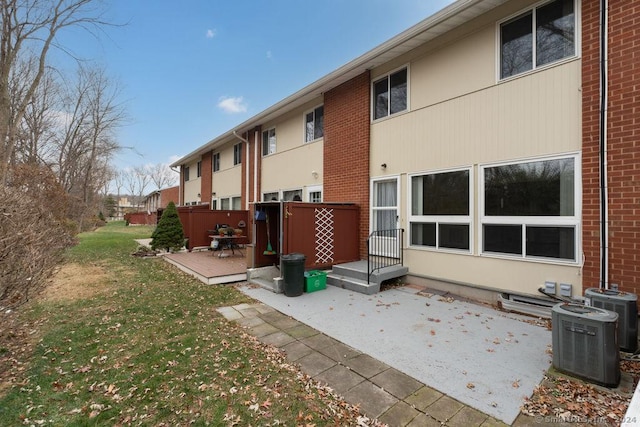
366;228;404;284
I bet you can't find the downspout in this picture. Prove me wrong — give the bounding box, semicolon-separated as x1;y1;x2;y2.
233;130;250;210
254;130;259;203
599;0;609;289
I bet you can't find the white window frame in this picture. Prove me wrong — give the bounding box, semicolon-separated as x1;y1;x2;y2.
231;196;241;210
497;0;580;82
263;191;279;202
303;105;324;143
212;153;220;172
371;65;409;121
196;161;202;178
262;127;276;156
233;143;242;165
306;185;323;203
479;153;581;263
184;166;190;181
408;167;473;254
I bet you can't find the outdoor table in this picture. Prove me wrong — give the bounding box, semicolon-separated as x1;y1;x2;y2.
209;235;245;258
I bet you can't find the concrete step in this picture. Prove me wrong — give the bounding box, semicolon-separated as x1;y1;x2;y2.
332;261;408;285
327;273;380;295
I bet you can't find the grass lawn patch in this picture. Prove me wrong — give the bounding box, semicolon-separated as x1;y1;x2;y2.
0;221;375;426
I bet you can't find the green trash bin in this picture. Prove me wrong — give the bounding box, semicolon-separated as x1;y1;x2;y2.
281;253;306;297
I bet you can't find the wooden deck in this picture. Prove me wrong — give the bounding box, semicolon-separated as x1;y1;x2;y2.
163;248;247;285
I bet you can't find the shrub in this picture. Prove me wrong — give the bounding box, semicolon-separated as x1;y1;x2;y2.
0;169;76;308
150;202;185;252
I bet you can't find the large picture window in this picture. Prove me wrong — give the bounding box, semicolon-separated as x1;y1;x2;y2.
481;155;578;261
409;169;471;251
304;106;324;142
373;67;408;120
500;0;575;79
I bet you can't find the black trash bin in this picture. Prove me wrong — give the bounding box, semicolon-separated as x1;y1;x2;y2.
281;253;306;297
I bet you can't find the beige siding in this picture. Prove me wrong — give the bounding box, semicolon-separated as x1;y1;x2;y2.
213;166;241;199
261;97;324;197
212;142;243;199
183;159;201;204
371;51;582;296
404;249;582;296
371;60;582;176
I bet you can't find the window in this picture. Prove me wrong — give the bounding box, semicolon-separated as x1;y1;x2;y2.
211;198;217;210
304;105;324;142
213;153;220;172
197;161;202;178
184;166;190;181
309;191;322;203
262;128;276;155
263;192;278;201
481;155;578;261
220;198;230;210
233;143;242;165
283;189;302;201
409;169;471;251
500;0;576;79
232;196;241;210
373;67;408;120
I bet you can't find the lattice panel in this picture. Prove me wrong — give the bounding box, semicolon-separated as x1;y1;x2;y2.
315;208;335;264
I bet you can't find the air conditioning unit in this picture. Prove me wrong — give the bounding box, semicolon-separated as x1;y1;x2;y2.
585;288;638;353
552;303;620;387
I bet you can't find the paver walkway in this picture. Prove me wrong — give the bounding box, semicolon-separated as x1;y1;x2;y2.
218;302;510;426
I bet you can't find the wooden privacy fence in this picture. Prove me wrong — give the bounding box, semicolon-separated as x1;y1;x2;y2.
253;202;360;270
177;204;250;250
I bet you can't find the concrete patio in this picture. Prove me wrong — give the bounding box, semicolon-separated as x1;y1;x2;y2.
234;283;553;425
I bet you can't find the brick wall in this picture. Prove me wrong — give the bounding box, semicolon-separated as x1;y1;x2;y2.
582;0;640;295
201;152;212;206
160;186;179;209
324;71;370;258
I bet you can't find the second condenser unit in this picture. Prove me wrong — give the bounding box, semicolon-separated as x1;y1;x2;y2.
585;288;638;353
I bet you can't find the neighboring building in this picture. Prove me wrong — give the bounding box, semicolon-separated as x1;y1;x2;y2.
143;186;179;213
171;0;640;303
112;196;142;221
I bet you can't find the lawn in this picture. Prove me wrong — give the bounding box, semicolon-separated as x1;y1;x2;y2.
0;222;369;426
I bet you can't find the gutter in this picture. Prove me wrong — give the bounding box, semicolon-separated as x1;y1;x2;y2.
599;0;609;289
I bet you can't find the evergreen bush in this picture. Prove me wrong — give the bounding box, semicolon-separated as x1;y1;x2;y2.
151;202;185;252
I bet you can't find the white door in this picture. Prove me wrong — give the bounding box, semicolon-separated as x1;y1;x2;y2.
371;178;400;258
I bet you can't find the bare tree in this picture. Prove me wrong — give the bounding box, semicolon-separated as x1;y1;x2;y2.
149;163;178;190
123;165;151;209
0;0;112;185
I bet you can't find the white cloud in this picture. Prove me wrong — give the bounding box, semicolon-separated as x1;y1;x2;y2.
206;29;216;38
217;96;247;114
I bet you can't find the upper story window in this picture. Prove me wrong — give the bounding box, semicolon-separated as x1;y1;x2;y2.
500;0;576;80
184;166;190;181
304;105;324;143
213;153;220;172
262;128;276;155
233;143;242;165
196;161;202;178
373;67;408;120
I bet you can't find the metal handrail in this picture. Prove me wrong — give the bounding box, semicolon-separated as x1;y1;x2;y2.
366;228;404;284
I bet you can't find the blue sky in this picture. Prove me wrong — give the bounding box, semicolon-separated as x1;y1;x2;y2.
53;1;455;173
